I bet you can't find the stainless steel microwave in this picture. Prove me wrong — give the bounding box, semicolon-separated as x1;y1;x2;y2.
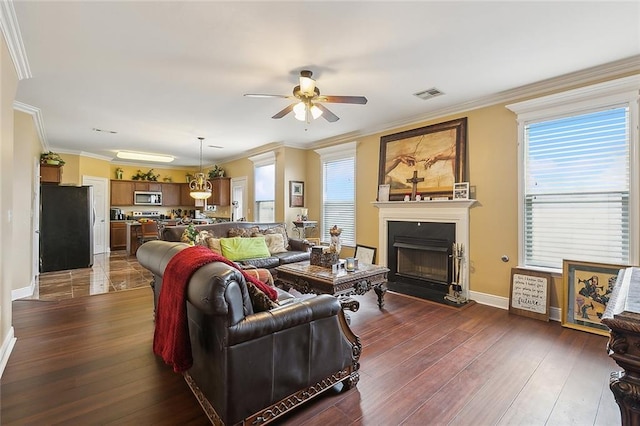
134;191;162;206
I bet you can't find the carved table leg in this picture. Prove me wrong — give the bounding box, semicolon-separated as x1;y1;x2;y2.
374;284;386;309
610;370;640;426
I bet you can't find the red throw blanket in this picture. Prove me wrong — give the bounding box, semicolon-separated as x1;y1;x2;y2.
153;245;278;372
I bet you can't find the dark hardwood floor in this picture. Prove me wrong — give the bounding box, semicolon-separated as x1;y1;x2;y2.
1;252;621;425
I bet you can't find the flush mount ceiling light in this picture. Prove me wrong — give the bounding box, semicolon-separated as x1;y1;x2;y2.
116;151;175;163
189;137;212;200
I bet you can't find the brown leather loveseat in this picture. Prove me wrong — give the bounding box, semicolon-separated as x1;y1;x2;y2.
137;240;361;425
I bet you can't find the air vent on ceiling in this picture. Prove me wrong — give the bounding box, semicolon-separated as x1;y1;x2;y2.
413;87;444;100
92;127;117;134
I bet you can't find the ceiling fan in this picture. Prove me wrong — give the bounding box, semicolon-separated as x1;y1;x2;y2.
244;70;367;123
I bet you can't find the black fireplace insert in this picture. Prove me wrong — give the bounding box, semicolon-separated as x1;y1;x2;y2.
387;221;455;302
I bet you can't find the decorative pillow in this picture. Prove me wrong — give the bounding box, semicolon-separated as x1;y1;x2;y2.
246;280;278;312
220;236;271;261
263;233;288;254
227;226;260;238
206;237;222;255
261;226;289;249
195;230;213;246
243;268;275;287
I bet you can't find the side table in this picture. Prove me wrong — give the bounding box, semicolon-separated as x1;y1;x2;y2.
292;220;318;239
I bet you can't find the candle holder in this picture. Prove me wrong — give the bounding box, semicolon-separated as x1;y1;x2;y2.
345;257;357;272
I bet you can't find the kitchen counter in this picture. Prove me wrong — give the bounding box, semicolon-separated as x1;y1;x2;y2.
126;222;141;256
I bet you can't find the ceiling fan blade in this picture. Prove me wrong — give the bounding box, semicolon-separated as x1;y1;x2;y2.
315;103;340;122
272;103;296;119
318;95;368;105
244;93;291;99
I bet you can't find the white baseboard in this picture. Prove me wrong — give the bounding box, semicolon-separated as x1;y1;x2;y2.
11;278;35;301
0;327;16;378
470;290;561;322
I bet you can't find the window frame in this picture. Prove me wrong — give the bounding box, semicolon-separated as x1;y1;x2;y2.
315;142;357;246
507;76;640;272
248;151;276;223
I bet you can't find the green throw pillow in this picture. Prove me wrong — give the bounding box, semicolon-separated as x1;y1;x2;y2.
220;236;271;261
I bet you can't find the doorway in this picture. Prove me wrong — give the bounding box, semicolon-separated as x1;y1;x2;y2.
82;176;108;254
230;176;248;221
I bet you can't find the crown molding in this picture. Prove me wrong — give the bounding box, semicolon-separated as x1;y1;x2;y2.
308;56;640;150
0;0;31;80
13;101;47;150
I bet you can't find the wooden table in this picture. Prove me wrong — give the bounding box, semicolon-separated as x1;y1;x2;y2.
602;267;640;426
276;261;389;309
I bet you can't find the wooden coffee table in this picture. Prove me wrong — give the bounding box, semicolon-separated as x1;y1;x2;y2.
276;261;389;310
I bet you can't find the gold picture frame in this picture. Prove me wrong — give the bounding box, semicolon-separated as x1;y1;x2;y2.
562;259;627;336
378;117;467;200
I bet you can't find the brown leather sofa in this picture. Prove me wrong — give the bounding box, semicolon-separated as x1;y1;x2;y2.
137;240;361;425
159;221;312;273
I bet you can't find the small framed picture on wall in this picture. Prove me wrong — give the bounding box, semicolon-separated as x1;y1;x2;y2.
289;181;304;207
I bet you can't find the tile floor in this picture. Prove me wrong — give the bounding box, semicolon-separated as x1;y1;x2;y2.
25;250;153;301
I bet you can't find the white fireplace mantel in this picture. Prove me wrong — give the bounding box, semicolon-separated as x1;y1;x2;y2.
373;200;477;300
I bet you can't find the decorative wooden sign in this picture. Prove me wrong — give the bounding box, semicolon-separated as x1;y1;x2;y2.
509;268;552;321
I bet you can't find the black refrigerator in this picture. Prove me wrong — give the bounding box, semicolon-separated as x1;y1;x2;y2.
40;185;94;272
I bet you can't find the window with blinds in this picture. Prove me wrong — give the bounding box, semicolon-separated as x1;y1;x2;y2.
321;154;355;246
523;106;630;269
254;163;275;223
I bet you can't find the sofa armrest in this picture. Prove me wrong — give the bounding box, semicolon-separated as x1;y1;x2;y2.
227;295;341;345
288;238;313;252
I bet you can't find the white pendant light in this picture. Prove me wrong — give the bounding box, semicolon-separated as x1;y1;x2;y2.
189;137;212;200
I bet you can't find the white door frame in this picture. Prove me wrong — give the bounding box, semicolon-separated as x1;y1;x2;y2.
230;176;248;221
82;175;109;254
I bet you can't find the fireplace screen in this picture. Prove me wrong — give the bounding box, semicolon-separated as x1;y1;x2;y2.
394;242;449;284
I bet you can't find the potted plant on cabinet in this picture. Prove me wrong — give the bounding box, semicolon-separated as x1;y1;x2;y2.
40;151;65;166
208;165;225;179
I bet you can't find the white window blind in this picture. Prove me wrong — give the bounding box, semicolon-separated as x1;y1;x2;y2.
523;106;630;269
316;142;356;246
254;162;275;223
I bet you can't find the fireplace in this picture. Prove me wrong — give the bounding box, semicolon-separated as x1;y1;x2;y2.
387;221;455;301
374;200;475;303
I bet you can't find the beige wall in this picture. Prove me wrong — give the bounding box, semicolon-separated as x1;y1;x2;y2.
12;111;41;296
1;30;20;370
286;117;519;277
281;147;308;238
301;107;534;305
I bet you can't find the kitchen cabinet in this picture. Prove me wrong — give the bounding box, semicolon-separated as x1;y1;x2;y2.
161;183;181;206
110;181;134;206
211;177;231;206
133;182;161;192
110;222;127;250
40;164;62;184
180;183;196;206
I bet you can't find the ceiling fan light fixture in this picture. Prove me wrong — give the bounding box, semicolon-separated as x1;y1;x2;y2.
300;76;316;95
310;104;323;119
293;102;307;121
